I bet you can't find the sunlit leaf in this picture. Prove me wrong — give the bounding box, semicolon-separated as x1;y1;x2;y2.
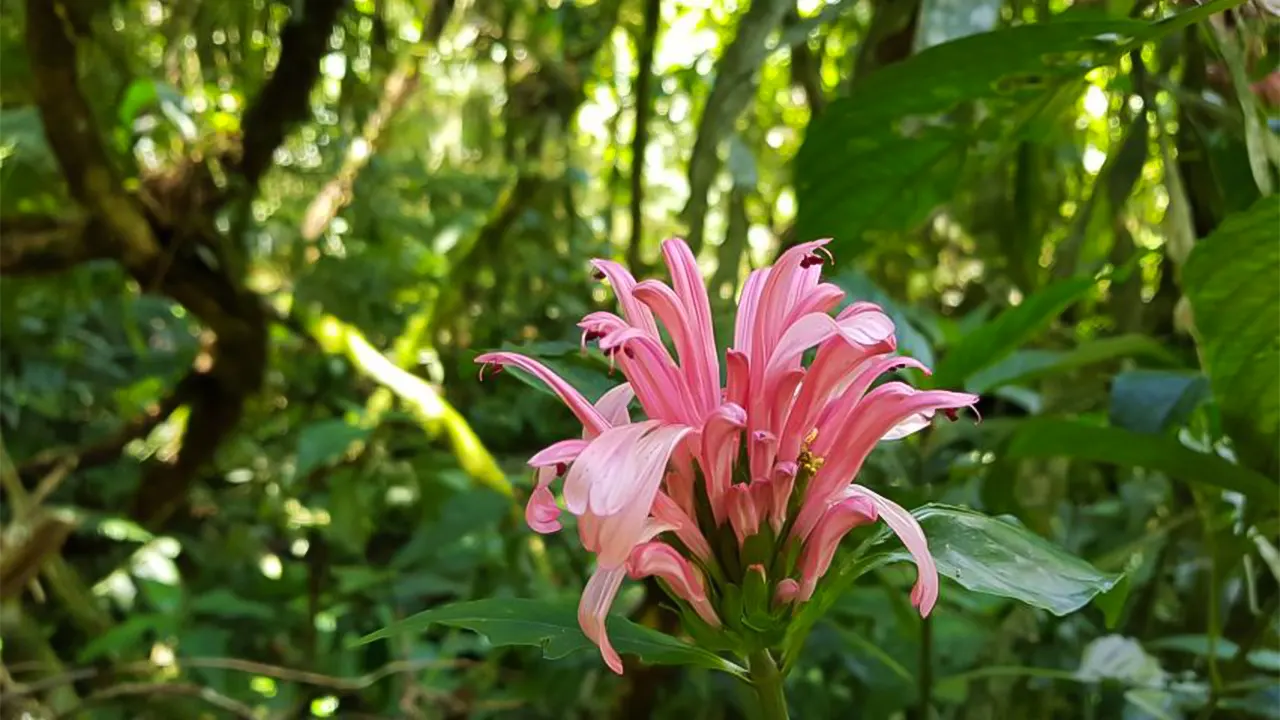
1182;196;1280;476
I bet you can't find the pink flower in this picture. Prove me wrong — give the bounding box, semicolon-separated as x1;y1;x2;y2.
477;237;977;674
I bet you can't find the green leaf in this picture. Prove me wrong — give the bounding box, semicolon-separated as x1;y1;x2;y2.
1006;418;1276;503
1182;197;1280;476
1147;635;1280;672
1109;370;1210;434
79;615;160;662
896;504;1122;616
784;503;1120;670
352;598;744;676
932;276;1097;388
966;334;1180;394
295;418;371;478
795;20;1147;251
188;588;275;621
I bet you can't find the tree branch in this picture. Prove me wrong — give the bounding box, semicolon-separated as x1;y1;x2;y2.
236;0;348;190
15;377;191;487
25;0;160;270
626;0;662;271
681;0;791;254
0;214;112;275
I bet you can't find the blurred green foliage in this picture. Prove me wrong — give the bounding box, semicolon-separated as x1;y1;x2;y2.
0;0;1277;718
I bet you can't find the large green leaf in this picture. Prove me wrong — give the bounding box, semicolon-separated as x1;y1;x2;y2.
795;20;1143;250
353;598;745;676
1182;197;1280;477
965;334;1180;394
1109;370;1210;435
794;0;1244;254
931;276;1097;388
900;504;1122;616
1006;418;1276;503
783;503;1120;670
295;418;371;478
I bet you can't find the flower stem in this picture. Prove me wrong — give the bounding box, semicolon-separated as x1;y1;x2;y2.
747;649;789;720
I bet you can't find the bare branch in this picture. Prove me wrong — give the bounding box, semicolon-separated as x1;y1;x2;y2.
25;0;160;270
0;214;112;275
53;683;257;720
236;0;349;190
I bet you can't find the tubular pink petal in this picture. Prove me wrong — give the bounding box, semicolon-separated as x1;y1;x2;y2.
590;259;661;339
627;541;721;627
727;481;770;544
796;494;878;602
846;485;939;616
579;566;627;674
600;329;701;423
594;383;635;428
769;461;799;531
700;403;746;524
588;424;694;517
475;352;609;435
794;384;978;542
652;491;714;562
725;350;750;408
753;239;832;364
528;439;589;468
660;238;721;414
733;268;771;356
526;484;562;533
563;422;657;515
770;369;806;433
775;578;801;607
748;430;777;482
811;356;932;457
634;279;718;415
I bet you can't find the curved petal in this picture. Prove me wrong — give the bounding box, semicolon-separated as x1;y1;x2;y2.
588;424;695;517
699;403;746;524
526;482;562;533
725;349;750;409
651;491;713;562
563;422;657;515
590;259;660;339
796;494;878;601
528;438;589;468
578;566;627;674
794;384;978;542
627;541;721;627
811;356;931;457
661;238;721;414
475;352;609;435
599;328;701;423
733;268;770;356
594;383;635;428
634;279;718;415
845;485;938;616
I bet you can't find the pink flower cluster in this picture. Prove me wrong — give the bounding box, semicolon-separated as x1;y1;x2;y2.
477;238;977;673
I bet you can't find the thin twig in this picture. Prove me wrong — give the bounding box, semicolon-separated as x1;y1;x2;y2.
52;682;257;720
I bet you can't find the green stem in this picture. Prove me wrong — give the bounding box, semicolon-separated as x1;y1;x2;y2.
748;649;790;720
